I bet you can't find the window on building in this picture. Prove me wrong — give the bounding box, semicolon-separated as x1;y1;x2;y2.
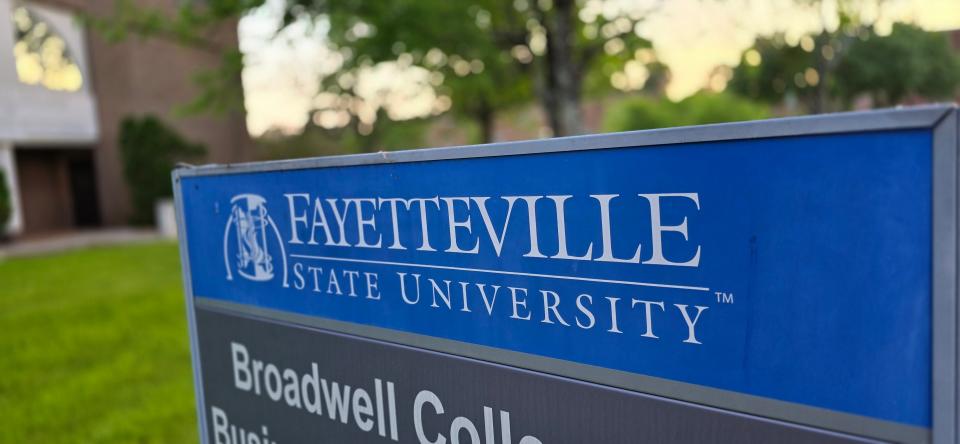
11;6;83;92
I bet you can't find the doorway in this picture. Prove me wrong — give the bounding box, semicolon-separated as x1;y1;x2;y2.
15;147;101;235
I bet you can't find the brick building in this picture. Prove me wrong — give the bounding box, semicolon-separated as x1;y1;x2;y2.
0;0;252;237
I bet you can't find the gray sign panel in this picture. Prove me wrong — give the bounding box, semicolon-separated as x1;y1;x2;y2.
195;307;879;444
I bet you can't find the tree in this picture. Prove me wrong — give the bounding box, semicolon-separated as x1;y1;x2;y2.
729;1;960;113
307;1;533;145
273;0;655;140
835;23;960;107
727;0;865;114
93;0;656;141
727;36;821;112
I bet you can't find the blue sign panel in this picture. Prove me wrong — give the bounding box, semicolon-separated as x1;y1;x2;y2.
175;106;959;443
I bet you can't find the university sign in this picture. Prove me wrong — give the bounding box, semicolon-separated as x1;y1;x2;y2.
174;105;960;444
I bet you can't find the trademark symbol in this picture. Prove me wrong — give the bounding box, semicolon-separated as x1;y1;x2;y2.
715;291;734;304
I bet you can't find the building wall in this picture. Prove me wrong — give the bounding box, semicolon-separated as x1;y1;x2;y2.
28;0;253;227
0;0;99;235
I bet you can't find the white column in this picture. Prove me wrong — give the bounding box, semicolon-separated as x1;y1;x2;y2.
0;0;16;88
0;0;22;235
0;0;19;142
0;142;23;235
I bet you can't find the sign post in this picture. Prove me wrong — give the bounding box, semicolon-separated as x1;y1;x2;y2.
174;105;960;444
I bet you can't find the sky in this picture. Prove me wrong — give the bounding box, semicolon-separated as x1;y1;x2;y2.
239;0;960;136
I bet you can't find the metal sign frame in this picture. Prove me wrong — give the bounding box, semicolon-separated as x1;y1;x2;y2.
173;104;959;444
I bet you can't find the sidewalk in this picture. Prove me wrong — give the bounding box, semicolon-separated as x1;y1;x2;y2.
0;228;165;260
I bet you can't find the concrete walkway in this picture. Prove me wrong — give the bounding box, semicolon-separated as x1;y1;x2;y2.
0;228;166;260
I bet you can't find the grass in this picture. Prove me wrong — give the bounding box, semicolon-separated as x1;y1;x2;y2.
0;242;198;443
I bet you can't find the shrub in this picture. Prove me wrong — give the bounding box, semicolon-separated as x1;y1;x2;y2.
603;92;771;132
119;115;206;225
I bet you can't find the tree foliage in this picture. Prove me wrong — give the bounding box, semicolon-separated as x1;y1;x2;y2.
835;23;960;106
84;0;255;116
308;0;656;137
727;37;818;108
86;0;262;50
92;0;658;141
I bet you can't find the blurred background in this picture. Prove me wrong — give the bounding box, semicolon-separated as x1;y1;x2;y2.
0;0;958;442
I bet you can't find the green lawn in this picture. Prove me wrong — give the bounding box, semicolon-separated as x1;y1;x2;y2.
0;242;198;443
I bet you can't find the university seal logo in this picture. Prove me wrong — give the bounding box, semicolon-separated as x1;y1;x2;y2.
223;194;287;285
